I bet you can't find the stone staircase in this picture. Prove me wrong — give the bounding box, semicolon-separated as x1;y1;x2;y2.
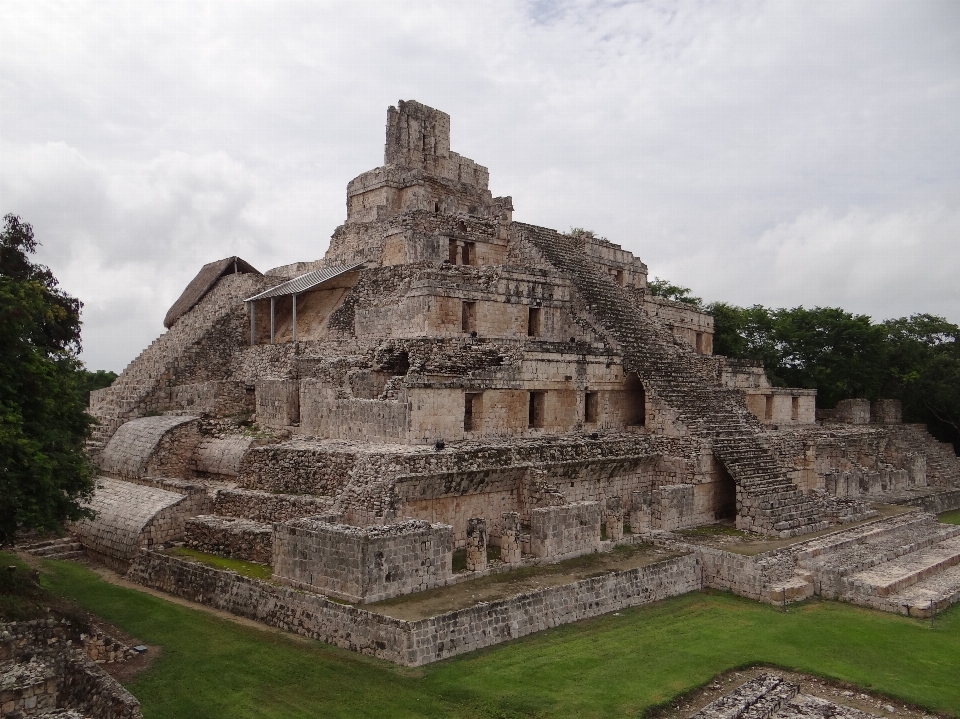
896;425;960;486
87;273;265;457
517;224;827;537
19;537;86;561
771;512;960;616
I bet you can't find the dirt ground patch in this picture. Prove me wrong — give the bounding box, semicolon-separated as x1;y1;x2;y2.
366;543;685;621
652;664;945;719
674;503;917;556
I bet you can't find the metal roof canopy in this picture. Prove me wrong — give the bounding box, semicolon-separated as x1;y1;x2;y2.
244;262;365;303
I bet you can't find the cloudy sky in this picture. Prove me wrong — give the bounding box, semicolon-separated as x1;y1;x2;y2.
2;1;958;372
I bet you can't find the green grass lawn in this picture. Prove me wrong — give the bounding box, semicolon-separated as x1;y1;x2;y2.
940;509;960;525
33;557;960;719
165;547;273;581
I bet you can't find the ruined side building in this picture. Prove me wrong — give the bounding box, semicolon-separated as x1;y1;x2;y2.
67;101;960;663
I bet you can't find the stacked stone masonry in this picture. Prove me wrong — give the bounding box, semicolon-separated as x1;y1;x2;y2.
77;99;960;662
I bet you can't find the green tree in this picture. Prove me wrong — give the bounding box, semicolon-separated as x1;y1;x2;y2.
882;314;960;449
0;214;95;545
648;277;703;307
77;369;117;399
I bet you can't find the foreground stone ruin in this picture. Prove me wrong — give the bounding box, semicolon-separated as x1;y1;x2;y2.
689;673;891;719
59;100;960;664
0;619;142;718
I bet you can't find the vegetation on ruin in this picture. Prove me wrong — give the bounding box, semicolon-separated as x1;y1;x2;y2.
0;214;98;545
648;277;704;307
940;510;960;526
648;271;960;453
37;557;960;718
166;547;273;581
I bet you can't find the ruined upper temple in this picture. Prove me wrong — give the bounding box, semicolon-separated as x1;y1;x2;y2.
83;101;960;602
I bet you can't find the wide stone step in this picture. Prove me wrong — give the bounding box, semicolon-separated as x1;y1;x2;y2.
29;542;83;557
794;513;946;564
845;534;960;598
799;519;960;582
881;562;960;617
45;550;86;561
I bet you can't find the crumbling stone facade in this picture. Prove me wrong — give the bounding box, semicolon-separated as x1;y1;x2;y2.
74;100;960;661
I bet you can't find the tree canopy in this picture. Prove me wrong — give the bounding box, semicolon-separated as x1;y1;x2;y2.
0;214;96;544
706;299;960;451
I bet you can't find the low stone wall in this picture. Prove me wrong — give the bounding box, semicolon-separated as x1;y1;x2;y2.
255;380;299;429
185;515;273;563
237;441;356;495
1;620;142;719
167;380;254;418
910;488;960;514
127;549;699;666
273;518;453;603
195;436;257;476
213;487;333;523
98;415;200;479
530;502;600;559
71;478;193;566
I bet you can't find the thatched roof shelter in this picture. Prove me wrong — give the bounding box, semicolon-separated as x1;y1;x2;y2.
164;256;261;329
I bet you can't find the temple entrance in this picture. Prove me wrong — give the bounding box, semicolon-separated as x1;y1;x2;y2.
712;462;737;520
625;374;645;427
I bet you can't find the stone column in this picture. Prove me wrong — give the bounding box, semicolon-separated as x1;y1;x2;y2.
629;490;652;533
604;496;623;542
465;517;487;571
500;512;521;564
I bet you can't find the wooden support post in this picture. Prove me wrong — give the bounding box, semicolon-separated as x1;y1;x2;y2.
270;297;275;344
292;293;298;342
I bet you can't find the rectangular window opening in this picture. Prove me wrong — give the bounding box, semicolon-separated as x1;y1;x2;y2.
529;391;546;428
527;307;541;337
585;391;599;424
791;396;800;421
615;269;624;286
464;392;481;432
765;394;774;420
695;332;705;354
448;239;459;264
462;242;476;266
462;301;476;333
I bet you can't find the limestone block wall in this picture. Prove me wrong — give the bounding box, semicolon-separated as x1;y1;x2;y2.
652;484;697;530
272;518;453;603
299;381;411;440
255;380;300;428
529;502;601;559
743;389;816;425
71;478;193;565
237;441;356;495
1;620;142;719
98;415;200;479
824;468;913;498
88;272;265;451
195;436;257;476
166;380;254;417
821;399;872;424
872;399;903;424
213;487;333;523
401;489;520;547
128;548;699;666
185;515;273;563
122;476;213;517
407;387;465;442
642;294;714;354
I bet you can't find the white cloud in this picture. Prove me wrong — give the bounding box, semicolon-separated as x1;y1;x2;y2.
1;0;959;370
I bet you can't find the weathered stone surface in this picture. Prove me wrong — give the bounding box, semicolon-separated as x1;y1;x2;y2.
128;548;699;667
185;515;273;564
272;518;453;603
71;478;192;565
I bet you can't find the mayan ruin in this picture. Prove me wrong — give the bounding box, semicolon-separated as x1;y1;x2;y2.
21;99;957;668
